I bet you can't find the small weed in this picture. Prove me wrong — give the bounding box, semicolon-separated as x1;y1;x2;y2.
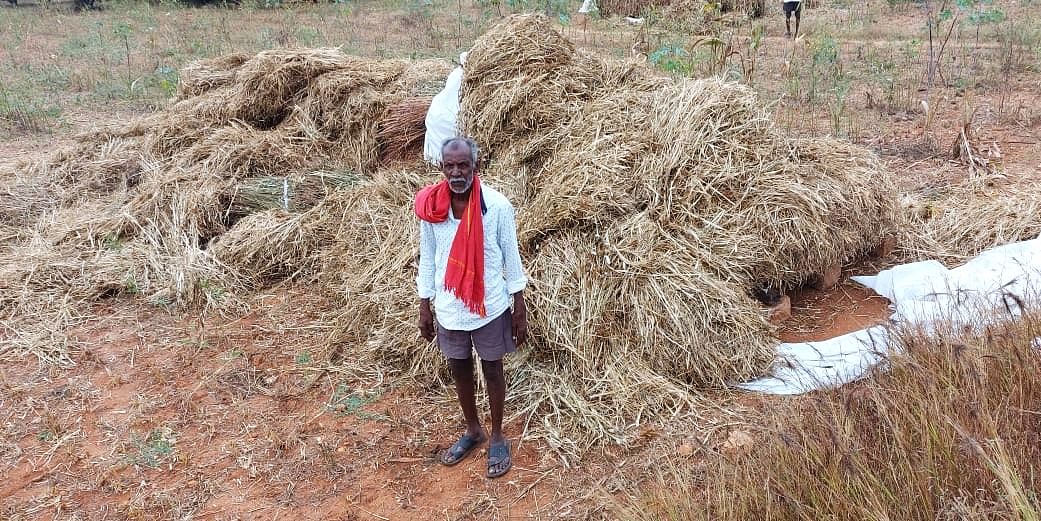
0;83;60;133
295;351;313;365
296;27;322;47
222;348;243;360
124;275;140;295
199;279;226;304
649;44;692;76
148;65;180;98
128;428;176;468
326;383;386;420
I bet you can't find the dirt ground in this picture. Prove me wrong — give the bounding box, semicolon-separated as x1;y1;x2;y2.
1;283;887;521
3;1;1041;519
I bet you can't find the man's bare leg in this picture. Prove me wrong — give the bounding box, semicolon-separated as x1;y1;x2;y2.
794;7;801;38
480;359;506;444
481;358;511;477
785;13;792;38
449;357;486;441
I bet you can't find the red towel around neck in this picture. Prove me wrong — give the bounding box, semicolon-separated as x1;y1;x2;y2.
414;177;486;317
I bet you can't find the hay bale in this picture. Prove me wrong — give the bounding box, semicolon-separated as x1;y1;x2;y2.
378;97;432;164
210;210;317;287
225;48;353;128
227;170;361;216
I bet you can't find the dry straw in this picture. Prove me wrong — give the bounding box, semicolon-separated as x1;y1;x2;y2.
5;16;902;456
901;186;1041;263
378;97;434;164
455;15;896;452
598;0;672;16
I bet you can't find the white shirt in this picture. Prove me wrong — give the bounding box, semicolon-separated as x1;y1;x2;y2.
416;184;528;331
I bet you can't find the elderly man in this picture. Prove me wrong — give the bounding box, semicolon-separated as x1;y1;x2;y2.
415;137;528;479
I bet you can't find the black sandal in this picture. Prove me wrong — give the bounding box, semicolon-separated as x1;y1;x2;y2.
486;440;512;478
440;433;483;466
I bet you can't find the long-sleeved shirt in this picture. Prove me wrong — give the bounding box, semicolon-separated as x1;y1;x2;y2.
416;184;527;332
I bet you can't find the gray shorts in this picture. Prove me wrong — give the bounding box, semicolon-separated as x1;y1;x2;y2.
437;311;517;361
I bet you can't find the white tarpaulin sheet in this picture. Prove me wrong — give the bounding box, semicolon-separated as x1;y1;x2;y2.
739;236;1041;395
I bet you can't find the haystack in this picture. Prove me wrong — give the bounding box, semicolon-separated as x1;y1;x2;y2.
456;15;894;452
7;15;898;456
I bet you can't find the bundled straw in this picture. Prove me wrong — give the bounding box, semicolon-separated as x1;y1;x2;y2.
378;97;433;164
176;52;251;99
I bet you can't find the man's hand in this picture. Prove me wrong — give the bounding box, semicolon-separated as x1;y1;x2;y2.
511;292;528;347
419;299;435;342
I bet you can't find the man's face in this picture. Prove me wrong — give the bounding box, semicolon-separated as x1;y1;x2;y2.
441;144;475;195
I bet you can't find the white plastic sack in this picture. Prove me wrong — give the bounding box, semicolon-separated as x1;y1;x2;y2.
578;0;597;13
423;52;467;166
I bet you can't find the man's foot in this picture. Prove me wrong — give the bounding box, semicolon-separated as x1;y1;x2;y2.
486;439;511;478
785;30;792;38
440;432;486;466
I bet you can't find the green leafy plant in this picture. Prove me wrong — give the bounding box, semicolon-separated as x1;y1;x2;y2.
649;44;693;76
326;384;388;421
129;429;176;468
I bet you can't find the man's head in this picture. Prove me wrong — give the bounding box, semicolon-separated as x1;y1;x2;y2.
441;137;479;195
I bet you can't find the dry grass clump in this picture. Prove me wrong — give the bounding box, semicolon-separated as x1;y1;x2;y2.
176;52;251;99
621;311;1041;520
378;97;433;164
902;186;1041;263
598;0;673;16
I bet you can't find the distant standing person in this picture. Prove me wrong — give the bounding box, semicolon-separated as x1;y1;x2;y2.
783;0;802;38
415;137;528;479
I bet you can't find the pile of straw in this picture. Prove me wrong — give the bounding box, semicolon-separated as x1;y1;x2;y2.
901;186;1041;263
2;50;449;367
598;0;672;16
464;16;894;451
6;16;900;455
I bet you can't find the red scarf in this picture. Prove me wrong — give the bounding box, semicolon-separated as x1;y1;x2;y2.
414;176;486;317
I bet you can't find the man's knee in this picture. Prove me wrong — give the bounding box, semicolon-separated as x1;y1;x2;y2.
480;359;505;384
448;356;474;377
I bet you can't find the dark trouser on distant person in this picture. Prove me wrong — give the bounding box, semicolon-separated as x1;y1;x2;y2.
784;1;802;38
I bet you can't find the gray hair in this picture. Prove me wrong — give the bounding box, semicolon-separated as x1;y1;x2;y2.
441;137;480;166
